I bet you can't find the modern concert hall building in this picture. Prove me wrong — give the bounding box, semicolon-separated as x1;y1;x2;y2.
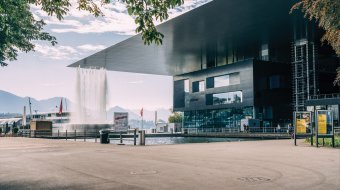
70;0;339;130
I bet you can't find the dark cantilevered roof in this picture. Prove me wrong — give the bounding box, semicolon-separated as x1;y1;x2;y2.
69;0;297;76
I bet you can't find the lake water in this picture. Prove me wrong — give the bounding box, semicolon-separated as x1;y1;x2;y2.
102;137;256;145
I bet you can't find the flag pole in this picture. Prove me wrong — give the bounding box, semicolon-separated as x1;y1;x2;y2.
64;97;68;111
140;107;144;131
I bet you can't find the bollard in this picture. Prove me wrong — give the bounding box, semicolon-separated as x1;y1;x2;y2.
58;130;60;139
120;132;123;144
66;130;68;140
84;129;86;142
75;130;77;141
139;130;145;146
142;130;145;145
29;129;31;138
133;129;137;146
95;131;97;143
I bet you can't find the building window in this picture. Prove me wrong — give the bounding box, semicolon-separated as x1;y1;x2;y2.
261;44;269;61
206;77;214;88
199;81;205;92
207;91;243;105
193;80;205;93
183;107;253;129
174;80;186;108
207;73;240;89
269;75;284;89
184;79;189;92
214;75;230;88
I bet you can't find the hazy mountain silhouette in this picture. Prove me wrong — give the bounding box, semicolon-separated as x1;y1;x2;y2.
0;90;69;114
0;90;171;121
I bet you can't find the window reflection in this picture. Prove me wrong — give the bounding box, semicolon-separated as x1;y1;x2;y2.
214;75;229;88
207;73;240;89
212;91;242;105
183;107;253;129
199;81;205;92
192;80;205;92
184;79;189;92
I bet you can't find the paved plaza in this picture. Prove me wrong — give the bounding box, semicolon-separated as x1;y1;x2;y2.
0;138;339;190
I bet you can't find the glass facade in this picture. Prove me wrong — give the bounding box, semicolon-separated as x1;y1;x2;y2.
269;75;280;89
184;79;189;92
260;44;269;61
206;91;242;105
183;107;253;129
214;75;230;87
193;80;205;92
207;73;240;89
199;81;205;92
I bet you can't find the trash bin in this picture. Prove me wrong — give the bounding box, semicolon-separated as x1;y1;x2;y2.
100;130;110;144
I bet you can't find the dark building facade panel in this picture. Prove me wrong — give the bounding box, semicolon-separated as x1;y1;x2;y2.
174;59;293;129
173;59;254;113
253;60;293;122
173;80;185;108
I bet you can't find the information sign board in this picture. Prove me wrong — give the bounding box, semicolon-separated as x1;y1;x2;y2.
317;114;327;134
296;119;306;133
316;110;332;135
113;112;129;132
294;112;311;134
315;110;335;148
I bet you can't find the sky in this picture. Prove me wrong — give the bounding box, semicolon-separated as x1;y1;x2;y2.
0;0;210;110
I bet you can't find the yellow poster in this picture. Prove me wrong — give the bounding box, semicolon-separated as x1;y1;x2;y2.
296;119;306;134
318;114;327;134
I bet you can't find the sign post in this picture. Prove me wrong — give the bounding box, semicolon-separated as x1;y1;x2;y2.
294;111;313;146
315;110;334;148
113;112;129;132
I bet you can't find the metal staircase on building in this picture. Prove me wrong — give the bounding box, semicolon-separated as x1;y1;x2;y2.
292;39;318;112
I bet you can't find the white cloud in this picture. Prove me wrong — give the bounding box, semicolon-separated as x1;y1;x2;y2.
31;0;211;35
28;0;212;60
45;18;83;27
77;44;106;51
33;43;108;60
34;44;79;60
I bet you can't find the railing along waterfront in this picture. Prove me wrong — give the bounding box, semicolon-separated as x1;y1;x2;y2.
18;129;138;145
8;126;338;143
185;127;292;134
19;129;100;142
309;93;340;100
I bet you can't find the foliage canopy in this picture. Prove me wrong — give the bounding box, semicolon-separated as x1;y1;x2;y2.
291;0;340;85
168;112;182;123
0;0;183;66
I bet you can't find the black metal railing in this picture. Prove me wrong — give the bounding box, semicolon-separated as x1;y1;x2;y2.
18;129;141;145
309;93;340;100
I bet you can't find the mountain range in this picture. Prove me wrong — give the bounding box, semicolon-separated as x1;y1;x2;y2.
0;90;171;121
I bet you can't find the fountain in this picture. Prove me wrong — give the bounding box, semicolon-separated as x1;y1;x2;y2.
65;67;112;132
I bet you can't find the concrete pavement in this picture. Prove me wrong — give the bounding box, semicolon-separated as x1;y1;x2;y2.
0;138;339;190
